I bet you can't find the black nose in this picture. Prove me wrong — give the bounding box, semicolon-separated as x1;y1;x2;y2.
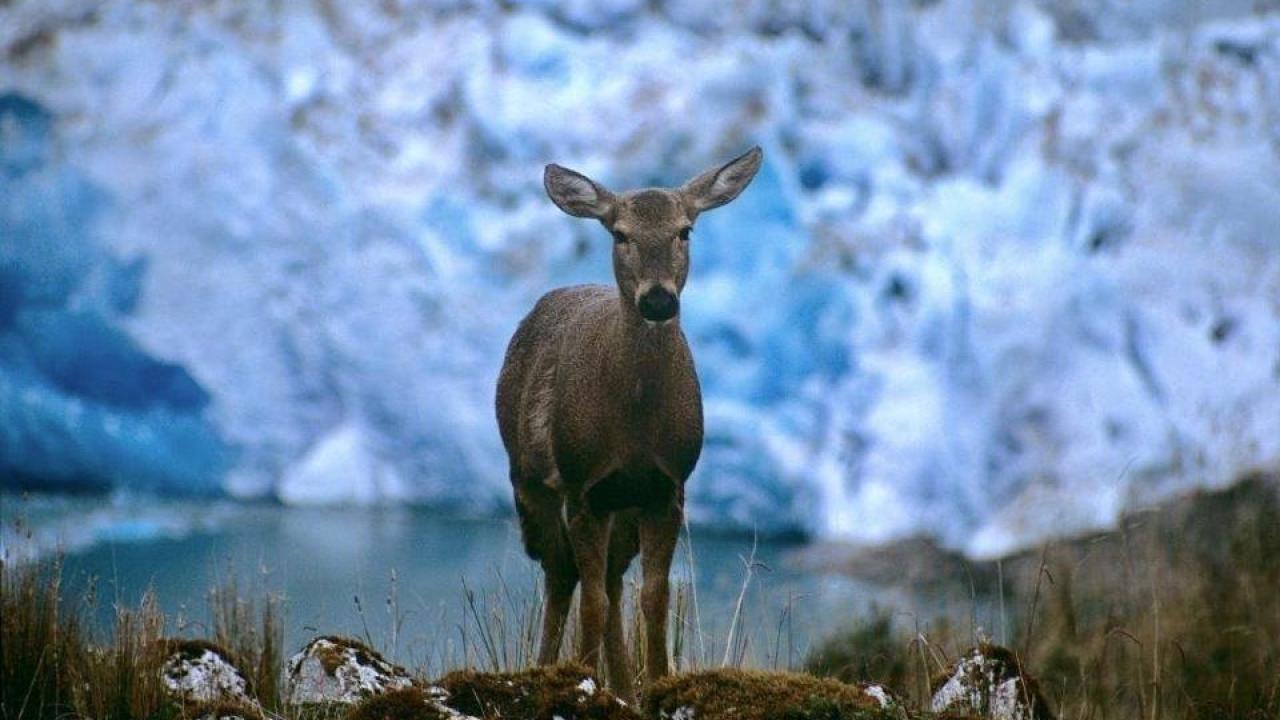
638;287;679;322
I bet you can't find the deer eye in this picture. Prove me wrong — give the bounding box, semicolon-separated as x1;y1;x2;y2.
678;227;691;242
611;230;629;244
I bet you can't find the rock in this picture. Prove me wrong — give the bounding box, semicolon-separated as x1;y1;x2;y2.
435;663;637;720
159;639;256;706
646;668;896;720
285;636;413;705
930;644;1053;720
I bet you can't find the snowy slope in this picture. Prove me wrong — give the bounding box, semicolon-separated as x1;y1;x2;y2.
2;0;1278;557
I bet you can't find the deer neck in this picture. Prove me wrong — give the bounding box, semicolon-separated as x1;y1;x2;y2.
616;294;682;404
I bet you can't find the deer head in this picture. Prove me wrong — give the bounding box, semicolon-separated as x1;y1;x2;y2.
544;146;763;324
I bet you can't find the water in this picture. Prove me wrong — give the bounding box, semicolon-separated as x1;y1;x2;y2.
3;494;942;674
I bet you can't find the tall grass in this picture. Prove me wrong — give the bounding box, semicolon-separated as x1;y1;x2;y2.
0;554;283;720
806;475;1280;720
206;578;285;713
1;555;82;719
0;553;171;720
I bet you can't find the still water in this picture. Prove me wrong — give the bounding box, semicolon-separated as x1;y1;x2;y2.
4;495;940;674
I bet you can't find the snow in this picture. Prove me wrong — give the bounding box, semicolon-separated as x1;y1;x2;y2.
2;0;1278;558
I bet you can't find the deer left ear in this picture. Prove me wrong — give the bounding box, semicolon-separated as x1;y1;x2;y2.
680;146;763;214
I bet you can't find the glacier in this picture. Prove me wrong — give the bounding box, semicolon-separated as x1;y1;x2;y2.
1;0;1278;557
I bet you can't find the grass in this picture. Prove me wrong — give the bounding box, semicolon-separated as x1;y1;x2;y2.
646;668;896;720
805;473;1280;720
1;520;284;720
2;475;1277;719
437;663;638;719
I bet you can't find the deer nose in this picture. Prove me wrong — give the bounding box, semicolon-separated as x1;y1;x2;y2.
637;286;679;322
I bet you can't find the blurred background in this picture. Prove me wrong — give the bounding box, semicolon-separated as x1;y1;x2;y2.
2;0;1279;663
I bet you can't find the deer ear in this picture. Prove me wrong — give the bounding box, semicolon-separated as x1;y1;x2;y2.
544;164;615;219
680;146;763;214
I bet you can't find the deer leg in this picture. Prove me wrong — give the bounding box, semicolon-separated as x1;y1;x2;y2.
638;497;682;683
605;512;638;703
516;480;578;665
538;545;578;665
566;494;610;671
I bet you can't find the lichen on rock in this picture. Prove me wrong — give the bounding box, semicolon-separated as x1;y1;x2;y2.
286;635;414;705
930;644;1053;720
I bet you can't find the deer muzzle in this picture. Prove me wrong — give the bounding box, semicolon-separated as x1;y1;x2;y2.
637;285;679;323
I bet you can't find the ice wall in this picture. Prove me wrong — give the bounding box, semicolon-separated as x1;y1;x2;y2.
2;0;1278;556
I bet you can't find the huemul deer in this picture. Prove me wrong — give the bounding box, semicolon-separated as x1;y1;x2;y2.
495;147;763;698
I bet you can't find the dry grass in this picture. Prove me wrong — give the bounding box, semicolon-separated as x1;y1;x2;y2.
0;554;172;720
1;555;82;719
0;552;283;720
1014;475;1280;720
806;474;1280;720
206;578;285;712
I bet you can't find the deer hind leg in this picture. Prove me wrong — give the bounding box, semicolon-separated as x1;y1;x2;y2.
638;496;682;683
604;511;639;703
515;479;577;665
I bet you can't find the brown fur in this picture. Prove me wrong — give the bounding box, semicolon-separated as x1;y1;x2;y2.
495;147;763;702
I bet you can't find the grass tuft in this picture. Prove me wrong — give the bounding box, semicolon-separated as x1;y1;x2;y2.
437;662;639;719
645;668;900;720
345;688;451;720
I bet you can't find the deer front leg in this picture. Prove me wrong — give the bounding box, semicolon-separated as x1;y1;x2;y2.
605;513;639;703
638;498;682;682
566;494;610;670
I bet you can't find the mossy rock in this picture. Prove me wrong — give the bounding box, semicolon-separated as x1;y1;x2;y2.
435;662;637;720
157;638;256;707
645;668;903;720
286;635;414;705
346;687;457;720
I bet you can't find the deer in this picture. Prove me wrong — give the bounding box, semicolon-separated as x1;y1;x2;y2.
495;147;763;700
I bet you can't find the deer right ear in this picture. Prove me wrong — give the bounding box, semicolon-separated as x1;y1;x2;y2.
544;164;614;219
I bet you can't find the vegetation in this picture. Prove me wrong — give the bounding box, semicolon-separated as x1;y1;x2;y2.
0;535;282;720
345;688;452;720
2;475;1277;719
645;668;895;720
806;474;1280;720
437;663;638;720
